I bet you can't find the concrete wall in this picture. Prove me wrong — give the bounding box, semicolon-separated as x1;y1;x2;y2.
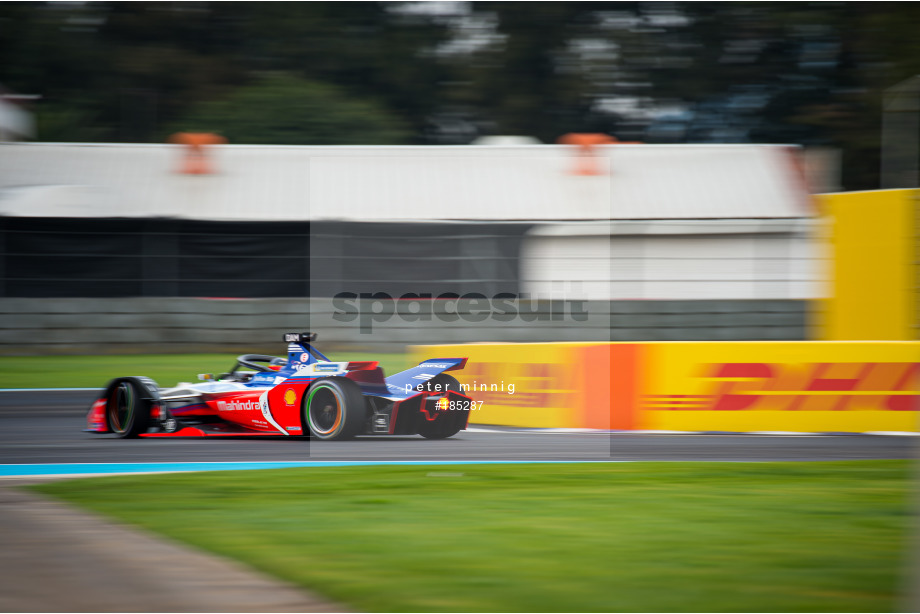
0;297;807;356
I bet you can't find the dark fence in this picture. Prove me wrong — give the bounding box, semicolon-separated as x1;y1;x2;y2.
0;216;809;354
308;221;530;297
0;217;531;299
0;217;311;298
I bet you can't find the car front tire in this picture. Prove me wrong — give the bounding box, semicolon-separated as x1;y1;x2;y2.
105;377;153;438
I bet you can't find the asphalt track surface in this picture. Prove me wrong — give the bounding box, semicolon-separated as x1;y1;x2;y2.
0;390;917;612
1;389;916;467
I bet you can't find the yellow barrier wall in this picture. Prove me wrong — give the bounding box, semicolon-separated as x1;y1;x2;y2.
639;341;919;433
408;343;611;428
819;189;918;341
411;341;919;433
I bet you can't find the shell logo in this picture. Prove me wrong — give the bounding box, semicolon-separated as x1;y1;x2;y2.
284;389;297;406
436;397;449;411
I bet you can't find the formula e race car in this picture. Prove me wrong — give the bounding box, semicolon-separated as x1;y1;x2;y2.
86;333;473;440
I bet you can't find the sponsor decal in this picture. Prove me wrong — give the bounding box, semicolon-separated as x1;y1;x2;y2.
283;388;297;406
217;398;262;412
259;391;287;435
315;364;340;373
299;352;310;363
420;363;451;369
644;362;919;412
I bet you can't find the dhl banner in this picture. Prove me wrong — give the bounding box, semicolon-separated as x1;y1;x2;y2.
409;341;919;432
409;343;610;428
640;342;918;433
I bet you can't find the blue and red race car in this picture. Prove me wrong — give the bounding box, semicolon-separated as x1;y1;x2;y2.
86;333;473;440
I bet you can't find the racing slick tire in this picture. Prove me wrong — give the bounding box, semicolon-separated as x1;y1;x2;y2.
302;377;367;440
105;377;153;438
419;374;465;439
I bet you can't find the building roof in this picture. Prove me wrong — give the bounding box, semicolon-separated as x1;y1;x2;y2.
0;142;813;221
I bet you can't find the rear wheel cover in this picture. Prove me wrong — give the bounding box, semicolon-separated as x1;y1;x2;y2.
419;374;465;439
303;377;366;440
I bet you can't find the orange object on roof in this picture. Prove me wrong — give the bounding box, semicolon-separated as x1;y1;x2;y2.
558;133;617;175
558;133;643;175
169;132;227;174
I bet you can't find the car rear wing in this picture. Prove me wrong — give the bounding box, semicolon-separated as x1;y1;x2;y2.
383;358;468;399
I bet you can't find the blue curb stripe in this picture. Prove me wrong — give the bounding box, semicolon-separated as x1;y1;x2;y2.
0;388;102;392
0;460;616;477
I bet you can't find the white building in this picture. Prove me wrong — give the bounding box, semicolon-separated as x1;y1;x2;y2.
0;142;820;301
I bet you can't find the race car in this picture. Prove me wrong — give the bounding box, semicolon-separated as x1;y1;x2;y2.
85;333;474;440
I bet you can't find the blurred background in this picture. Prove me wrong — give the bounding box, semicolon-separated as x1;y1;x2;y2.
0;7;916;611
2;2;919;185
0;1;917;355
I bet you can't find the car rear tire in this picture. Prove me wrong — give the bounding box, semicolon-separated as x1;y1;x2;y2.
105;378;153;438
303;377;367;440
419;374;465;439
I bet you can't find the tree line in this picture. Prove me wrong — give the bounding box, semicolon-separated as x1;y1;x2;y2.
1;2;918;190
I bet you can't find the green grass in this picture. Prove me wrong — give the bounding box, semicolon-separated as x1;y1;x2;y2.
0;352;410;389
30;461;913;612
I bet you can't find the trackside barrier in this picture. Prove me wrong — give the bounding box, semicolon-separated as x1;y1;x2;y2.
409;342;919;433
817;189;918;341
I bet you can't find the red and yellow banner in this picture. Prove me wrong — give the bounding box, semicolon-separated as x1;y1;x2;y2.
410;341;919;432
639;342;918;433
410;343;594;428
